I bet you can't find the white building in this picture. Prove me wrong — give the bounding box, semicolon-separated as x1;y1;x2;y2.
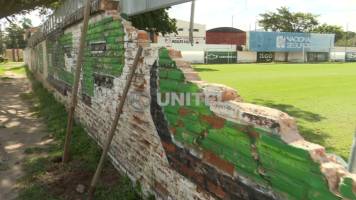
157;20;206;45
153;20;238;63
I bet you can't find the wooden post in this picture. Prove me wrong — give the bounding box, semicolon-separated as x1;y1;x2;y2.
62;0;92;164
87;46;143;200
348;130;356;173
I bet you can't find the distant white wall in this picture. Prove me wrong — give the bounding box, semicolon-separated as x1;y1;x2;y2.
151;43;237;64
275;52;305;62
152;43;237;51
288;52;305;62
181;51;205;64
237;51;256;63
330;52;346;62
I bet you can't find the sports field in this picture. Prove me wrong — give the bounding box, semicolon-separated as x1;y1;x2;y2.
194;63;356;159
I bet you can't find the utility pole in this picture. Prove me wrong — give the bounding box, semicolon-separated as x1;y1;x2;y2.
189;0;195;46
345;23;349;61
0;23;3;56
62;0;92;163
232;15;234;28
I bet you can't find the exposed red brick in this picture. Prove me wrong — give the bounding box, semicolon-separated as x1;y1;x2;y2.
246;128;259;139
169;126;177;134
137;30;149;41
221;90;238;101
201;115;225;129
207;180;226;199
168;49;183;59
203;151;235;176
206;31;246;46
178;107;191;116
162;141;176;153
177;120;184;128
100;0;118;10
180;164;205;185
154;181;170;198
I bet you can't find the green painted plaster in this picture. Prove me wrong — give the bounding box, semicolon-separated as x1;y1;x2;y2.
47;33;74;85
157;48;348;200
82;17;125;96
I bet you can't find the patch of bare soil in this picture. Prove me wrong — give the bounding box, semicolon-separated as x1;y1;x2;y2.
35;161;120;200
0;76;47;199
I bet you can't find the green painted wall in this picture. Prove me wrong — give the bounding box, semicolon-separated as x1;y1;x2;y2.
45;17;125;96
83;17;125;96
158;48;353;200
47;32;74;85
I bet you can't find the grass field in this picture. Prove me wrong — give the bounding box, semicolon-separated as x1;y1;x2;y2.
0;62;26;76
194;63;356;159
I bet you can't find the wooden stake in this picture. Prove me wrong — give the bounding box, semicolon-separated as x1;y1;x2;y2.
87;46;143;200
62;0;92;164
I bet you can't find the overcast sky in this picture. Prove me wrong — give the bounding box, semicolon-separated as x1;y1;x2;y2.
2;0;355;32
169;0;356;31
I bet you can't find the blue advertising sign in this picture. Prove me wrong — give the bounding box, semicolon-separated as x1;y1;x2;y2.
248;32;335;52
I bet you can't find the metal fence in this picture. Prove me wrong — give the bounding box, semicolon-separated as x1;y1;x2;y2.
28;0;102;47
41;0;85;35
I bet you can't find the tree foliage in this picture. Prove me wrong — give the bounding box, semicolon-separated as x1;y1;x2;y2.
4;23;27;49
336;31;356;47
0;0;177;36
0;0;61;19
0;28;4;54
259;7;319;32
258;6;356;45
313;24;344;41
129;8;177;36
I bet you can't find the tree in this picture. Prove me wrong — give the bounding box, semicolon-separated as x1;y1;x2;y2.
1;0;177;37
336;31;356;47
129;8;177;37
21;17;33;29
4;23;27;61
0;0;60;19
259;7;319;32
313;24;344;42
0;24;4;55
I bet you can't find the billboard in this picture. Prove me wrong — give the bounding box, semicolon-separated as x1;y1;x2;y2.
248;32;335;53
346;52;356;62
205;51;237;64
121;0;192;16
257;52;274;63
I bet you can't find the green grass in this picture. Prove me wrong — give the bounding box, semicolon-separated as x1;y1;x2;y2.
194;63;356;159
0;62;26;76
17;66;150;200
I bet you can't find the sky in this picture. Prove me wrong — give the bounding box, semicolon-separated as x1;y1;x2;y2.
1;0;355;32
168;0;356;32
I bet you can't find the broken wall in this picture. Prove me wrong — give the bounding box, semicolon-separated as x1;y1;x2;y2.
25;5;356;200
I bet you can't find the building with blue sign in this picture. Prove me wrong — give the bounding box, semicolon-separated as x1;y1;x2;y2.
246;31;335;62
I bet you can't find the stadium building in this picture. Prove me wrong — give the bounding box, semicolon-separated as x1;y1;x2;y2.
154;20;337;64
246;31;335;63
206;27;246;49
156;20;206;45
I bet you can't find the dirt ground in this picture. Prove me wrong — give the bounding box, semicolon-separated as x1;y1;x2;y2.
0;71;48;199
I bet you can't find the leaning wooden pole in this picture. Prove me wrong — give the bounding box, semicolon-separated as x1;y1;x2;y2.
62;0;92;164
87;46;143;199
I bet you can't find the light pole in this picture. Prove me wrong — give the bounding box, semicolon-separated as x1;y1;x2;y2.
345;23;349;61
189;0;195;46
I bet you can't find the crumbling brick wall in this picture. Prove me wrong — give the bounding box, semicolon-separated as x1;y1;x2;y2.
25;7;356;200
